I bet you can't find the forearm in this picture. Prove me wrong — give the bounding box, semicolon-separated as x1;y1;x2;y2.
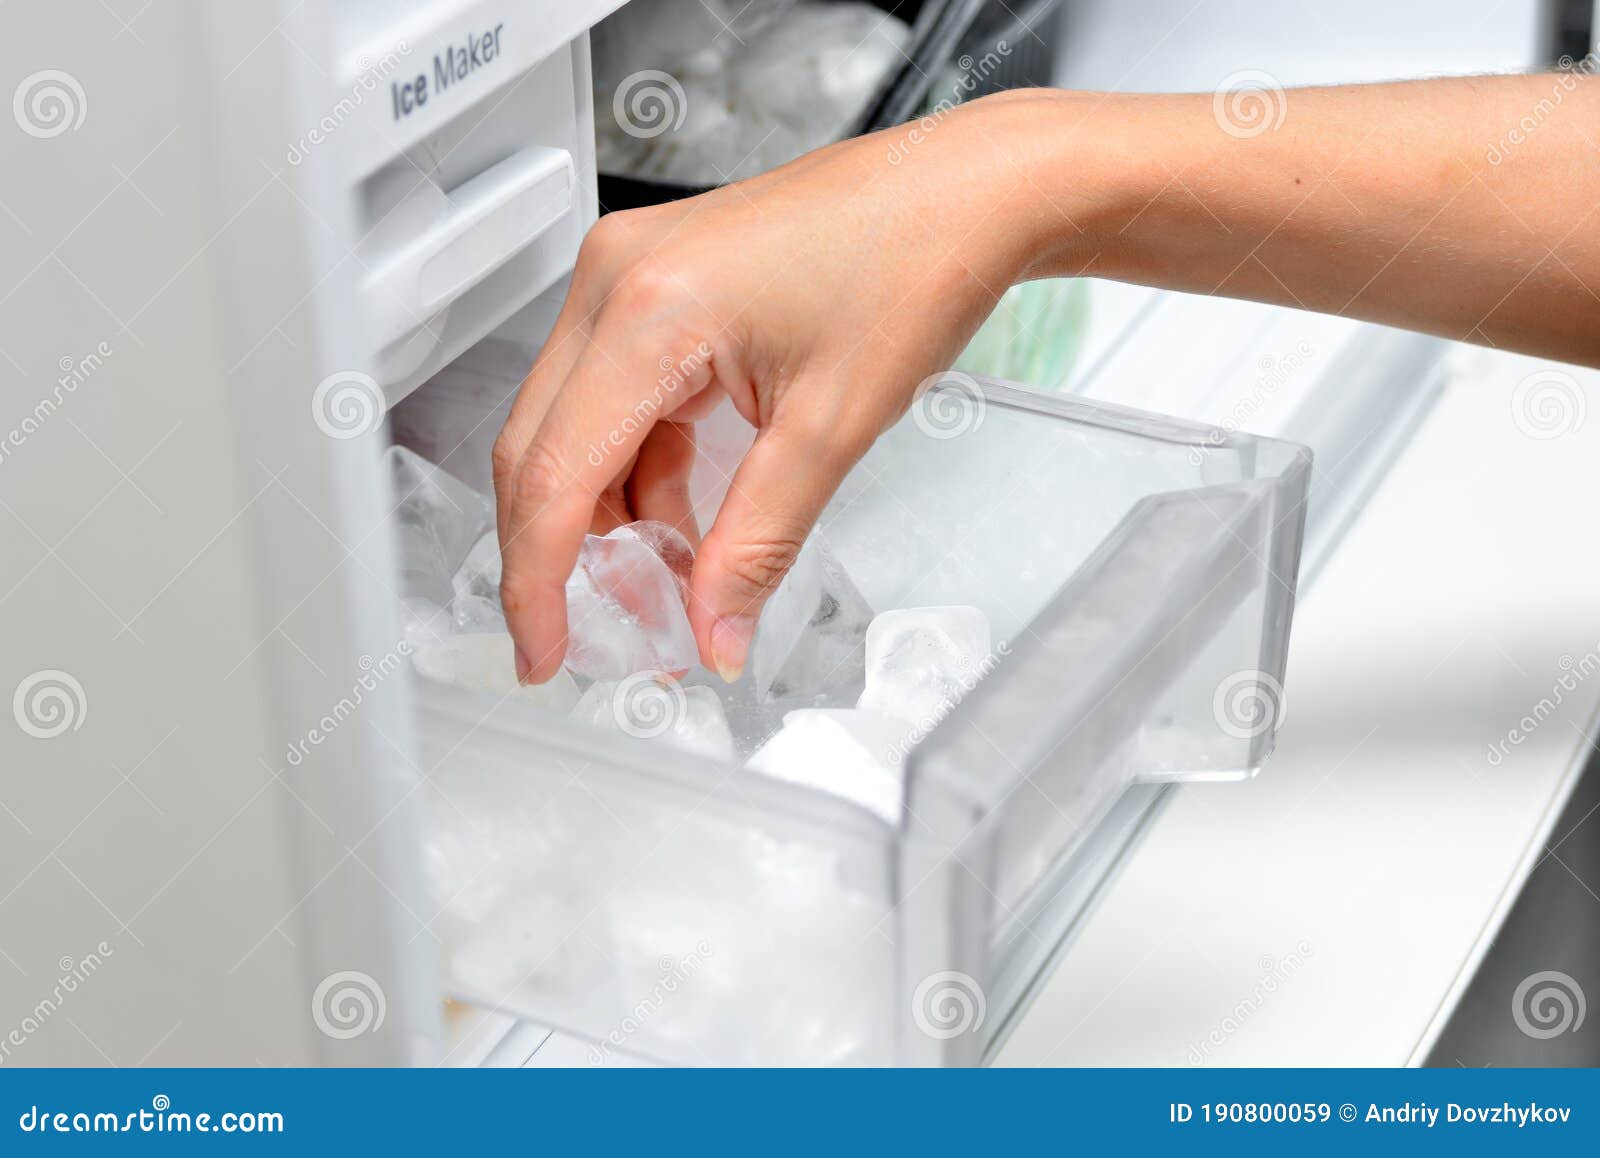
977;77;1600;366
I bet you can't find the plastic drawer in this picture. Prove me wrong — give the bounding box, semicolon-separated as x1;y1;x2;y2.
414;377;1312;1065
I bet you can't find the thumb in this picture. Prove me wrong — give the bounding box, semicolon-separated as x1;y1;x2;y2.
689;412;865;681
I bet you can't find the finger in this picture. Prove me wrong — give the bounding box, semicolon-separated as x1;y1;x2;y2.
592;451;637;535
689;402;869;681
492;281;595;548
626;420;701;549
500;317;714;683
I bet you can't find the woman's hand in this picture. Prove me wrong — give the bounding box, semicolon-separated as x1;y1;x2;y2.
494;72;1600;685
493;93;1057;683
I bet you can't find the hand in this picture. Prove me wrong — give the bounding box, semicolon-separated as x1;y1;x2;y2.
493;93;1055;683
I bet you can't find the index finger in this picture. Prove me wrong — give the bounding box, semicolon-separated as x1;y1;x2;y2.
499;312;714;683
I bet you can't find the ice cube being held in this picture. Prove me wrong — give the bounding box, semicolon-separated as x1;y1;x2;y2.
571;674;736;761
564;523;697;680
749;537;824;698
386;446;494;605
450;532;506;633
413;633;579;711
398;596;452;651
763;543;874;702
612;521;694;597
746;709;909;823
857;606;992;727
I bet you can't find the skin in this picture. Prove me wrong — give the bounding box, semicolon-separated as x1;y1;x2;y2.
493;76;1600;685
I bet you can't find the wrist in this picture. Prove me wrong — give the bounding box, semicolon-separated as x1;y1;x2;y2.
958;88;1186;285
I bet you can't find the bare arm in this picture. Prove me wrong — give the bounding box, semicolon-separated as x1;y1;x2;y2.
496;74;1600;683
1012;75;1600;364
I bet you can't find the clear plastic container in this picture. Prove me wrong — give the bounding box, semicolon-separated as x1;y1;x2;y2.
414;376;1312;1065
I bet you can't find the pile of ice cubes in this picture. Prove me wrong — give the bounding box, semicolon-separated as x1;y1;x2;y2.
387;446;999;823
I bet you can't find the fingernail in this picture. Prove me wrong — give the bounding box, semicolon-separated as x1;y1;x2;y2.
710;615;756;683
514;645;533;684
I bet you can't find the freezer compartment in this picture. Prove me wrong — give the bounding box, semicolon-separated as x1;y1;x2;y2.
414;378;1311;1064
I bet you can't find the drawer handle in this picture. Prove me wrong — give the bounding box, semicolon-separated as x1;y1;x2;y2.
364;144;575;351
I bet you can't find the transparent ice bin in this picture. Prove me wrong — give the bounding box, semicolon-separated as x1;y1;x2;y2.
416;378;1312;1065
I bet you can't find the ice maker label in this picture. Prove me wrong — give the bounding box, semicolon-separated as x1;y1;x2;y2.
390;23;505;122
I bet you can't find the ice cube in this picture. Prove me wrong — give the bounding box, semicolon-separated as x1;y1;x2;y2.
571;675;736;761
386;446;494;605
745;708;909;823
612;520;694;596
451;595;506;635
856;606;993;727
564;523;697;680
762;542;873;702
413;633;579;711
748;537;824;698
398;596;452;651
450;532;506;633
452;531;501;602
